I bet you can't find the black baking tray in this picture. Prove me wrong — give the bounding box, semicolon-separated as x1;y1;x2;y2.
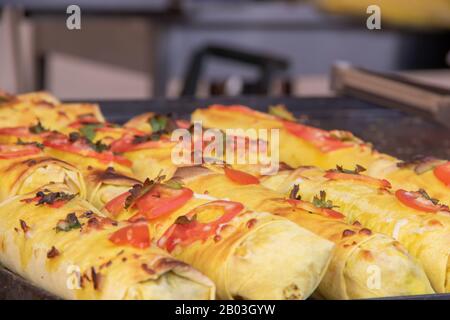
1;95;449;300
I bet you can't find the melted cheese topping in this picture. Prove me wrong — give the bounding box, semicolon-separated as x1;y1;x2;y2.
392;219;409;240
193;193;230;201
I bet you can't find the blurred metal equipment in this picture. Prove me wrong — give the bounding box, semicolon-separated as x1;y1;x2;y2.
332;62;450;128
181;44;289;96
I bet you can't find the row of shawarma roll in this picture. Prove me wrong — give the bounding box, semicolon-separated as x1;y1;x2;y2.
0;91;447;299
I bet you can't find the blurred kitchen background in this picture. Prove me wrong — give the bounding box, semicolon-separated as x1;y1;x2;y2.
1;0;450;99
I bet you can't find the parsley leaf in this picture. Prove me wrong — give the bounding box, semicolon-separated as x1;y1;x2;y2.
312;191;338;209
79;124;102;141
89;140;109;153
150;115;168;133
164;178;184;190
417;189;440;205
268;104;296;121
125;174;166;209
333;165;366;175
35;190;76;206
29;121;48;134
55;213;82;232
16;138;44;149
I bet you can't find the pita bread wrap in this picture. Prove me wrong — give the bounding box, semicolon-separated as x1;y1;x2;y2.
176;166;434;299
262;166;450;293
0;184;215;300
98;175;334;300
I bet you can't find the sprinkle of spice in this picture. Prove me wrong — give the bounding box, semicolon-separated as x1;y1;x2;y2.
342;229;356;238
20;219;30;233
26;159;37;167
359;228;372;236
47;246;60;258
289;184;300;200
91;267;101;290
246;219;257;229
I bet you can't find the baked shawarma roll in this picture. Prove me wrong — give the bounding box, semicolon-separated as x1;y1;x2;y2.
0;91;104;131
100;177;335;300
0;144;85;201
191;104;386;170
0;184;215;300
367;156;450;206
175;166;434;299
262;166;450;293
192;104;449;206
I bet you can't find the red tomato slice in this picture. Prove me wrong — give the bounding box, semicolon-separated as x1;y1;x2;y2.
224;167;259;185
324;171;391;189
43;135;131;167
395;189;447;213
434;162;450;187
68;117;102;128
109;134;170;153
175;120;191;129
287;198;345;219
21;195;69;208
104;191;131;216
49;200;67;208
157;200;244;253
282;121;351;153
0;144;42;159
131;185;193;220
0;126;32;136
109;222;150;249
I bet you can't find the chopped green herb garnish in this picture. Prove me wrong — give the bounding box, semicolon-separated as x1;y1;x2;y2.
333;165;366;175
124;173;166;209
150;115;168;133
268;105;296;121
89;140;109;153
417;189;440;205
79;124;102;141
55;213;81;232
35;190;76;206
16;138;44;149
29;121;48;134
164;178;184;190
312;191;338;210
132;133;161;144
